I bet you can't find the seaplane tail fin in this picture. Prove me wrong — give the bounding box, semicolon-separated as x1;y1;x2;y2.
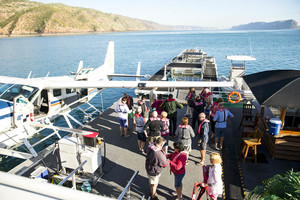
104;41;114;74
88;41;114;81
136;62;141;81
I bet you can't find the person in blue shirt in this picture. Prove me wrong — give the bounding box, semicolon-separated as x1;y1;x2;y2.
213;103;234;150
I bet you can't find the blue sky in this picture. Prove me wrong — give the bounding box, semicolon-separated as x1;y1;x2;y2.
33;0;300;29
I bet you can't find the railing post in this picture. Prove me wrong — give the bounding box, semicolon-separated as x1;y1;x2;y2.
118;171;139;200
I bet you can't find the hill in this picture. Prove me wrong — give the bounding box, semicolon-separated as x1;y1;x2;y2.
231;19;298;30
0;0;208;36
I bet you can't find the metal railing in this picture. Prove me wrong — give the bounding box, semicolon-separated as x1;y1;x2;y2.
58;160;87;189
118;170;139;200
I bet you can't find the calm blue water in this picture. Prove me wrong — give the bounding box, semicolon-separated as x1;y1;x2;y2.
1;30;300;107
0;30;300;171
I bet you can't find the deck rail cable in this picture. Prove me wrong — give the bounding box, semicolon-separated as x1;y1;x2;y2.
58;160;87;189
118;170;139;200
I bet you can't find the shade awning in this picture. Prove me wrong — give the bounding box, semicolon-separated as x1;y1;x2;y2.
243;70;300;108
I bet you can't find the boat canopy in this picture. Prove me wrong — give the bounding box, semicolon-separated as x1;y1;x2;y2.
227;55;256;61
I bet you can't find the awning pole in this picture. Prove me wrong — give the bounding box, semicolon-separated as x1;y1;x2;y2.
260;105;265;117
279;108;287;128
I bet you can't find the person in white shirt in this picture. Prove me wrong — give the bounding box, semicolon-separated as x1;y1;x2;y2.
201;152;223;200
115;97;130;138
149;87;158;106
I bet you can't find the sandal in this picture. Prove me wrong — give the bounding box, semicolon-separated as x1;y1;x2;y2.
196;161;204;166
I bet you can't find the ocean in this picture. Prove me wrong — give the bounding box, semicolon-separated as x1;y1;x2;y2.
0;29;300;171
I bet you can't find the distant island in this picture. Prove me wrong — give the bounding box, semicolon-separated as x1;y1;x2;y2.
0;0;212;36
231;20;298;30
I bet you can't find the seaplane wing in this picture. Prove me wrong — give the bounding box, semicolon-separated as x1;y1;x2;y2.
42;80;233;89
0;76;26;84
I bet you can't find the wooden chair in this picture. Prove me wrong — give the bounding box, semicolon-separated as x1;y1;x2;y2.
241;130;263;164
239;103;253;129
241;114;259;138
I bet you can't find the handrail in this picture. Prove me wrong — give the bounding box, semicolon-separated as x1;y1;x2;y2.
118;170;139;200
58;160;87;186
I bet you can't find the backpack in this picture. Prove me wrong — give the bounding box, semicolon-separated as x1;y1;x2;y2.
135;116;144;127
181;128;191;140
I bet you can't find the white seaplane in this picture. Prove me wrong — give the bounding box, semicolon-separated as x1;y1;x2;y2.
0;41;233;161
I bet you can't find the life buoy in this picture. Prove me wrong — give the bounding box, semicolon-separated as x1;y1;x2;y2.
227;91;241;104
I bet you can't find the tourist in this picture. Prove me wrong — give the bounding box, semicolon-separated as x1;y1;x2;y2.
145;137;169;200
115;97;130;138
167;142;187;200
175;117;195;164
149;87;158;106
199;87;208;100
200;152;223;200
160;111;170;153
151;94;165;116
123;93;135;131
138;94;149;122
197;113;210;166
213;103;234;150
185;87;196;118
189;96;206;131
202;88;213;118
134;108;146;153
210;98;223;140
144;111;164;143
160;94;183;138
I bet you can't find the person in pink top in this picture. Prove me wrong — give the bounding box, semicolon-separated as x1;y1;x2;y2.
160;111;170;153
151;94;165;116
167;142;187;200
209;98;223;140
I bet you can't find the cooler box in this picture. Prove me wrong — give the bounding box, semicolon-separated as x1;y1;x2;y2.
269;118;282;136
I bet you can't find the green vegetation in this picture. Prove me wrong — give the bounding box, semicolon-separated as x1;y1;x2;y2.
31;6;56;33
245;170;300;200
0;0;168;36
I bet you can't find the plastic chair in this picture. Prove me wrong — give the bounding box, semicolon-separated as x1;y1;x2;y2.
241;130;263;164
238;103;253;129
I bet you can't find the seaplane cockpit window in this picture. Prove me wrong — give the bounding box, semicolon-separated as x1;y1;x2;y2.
0;83;13;96
0;84;38;102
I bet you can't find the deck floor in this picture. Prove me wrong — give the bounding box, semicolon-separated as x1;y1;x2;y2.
17;97;300;200
83;99;220;199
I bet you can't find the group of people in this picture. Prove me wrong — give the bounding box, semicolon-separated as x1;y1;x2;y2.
145;136;223;200
115;87;233;200
115;91;184;154
185;87;234;151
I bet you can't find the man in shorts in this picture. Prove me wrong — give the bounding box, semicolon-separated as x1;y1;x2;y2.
115;97;130;138
197;113;210;165
145;137;168;200
213;103;234;150
144;111;164;144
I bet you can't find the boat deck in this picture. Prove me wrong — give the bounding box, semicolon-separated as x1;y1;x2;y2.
138;50;218;97
12;97;300;200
